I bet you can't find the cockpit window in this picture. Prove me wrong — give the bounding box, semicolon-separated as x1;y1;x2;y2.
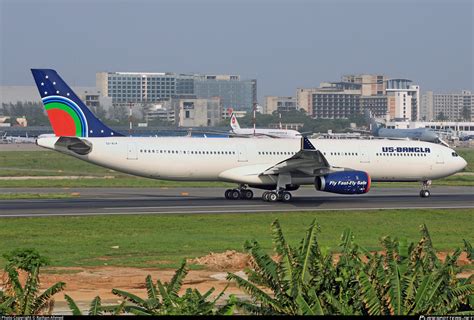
451;152;459;157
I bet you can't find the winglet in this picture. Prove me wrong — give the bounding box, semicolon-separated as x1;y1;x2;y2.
301;136;316;150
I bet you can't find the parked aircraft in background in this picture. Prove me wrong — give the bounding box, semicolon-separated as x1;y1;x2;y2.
32;69;467;201
370;117;440;143
0;132;36;144
229;113;302;138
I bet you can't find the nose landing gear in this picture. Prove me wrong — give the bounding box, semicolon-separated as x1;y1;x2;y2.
419;180;432;198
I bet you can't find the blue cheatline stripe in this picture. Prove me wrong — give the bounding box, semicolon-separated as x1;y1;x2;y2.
43;97;88;137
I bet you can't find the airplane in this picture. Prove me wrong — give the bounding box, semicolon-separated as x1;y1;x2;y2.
230;113;302;138
1;132;36;144
32;69;467;201
366;111;442;144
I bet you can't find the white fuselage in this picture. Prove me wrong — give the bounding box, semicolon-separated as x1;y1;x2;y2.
37;136;467;186
232;128;301;138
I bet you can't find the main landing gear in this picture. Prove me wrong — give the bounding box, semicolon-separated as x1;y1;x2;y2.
224;185;254;200
419;180;432;198
262;189;292;202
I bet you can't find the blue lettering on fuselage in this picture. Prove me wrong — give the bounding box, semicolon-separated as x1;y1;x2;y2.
381;147;431;153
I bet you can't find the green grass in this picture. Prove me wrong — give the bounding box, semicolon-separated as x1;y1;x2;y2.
1;149;473;188
0;209;472;269
457;148;474;172
0;193;78;200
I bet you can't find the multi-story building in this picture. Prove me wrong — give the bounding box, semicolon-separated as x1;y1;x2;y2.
360;96;389;118
296;88;319;116
420;91;434;121
385;79;420;121
264;96;297;114
421;90;473;122
173;97;222;127
144;103;176;124
342;74;388;96
96;72;256;111
312;89;361;119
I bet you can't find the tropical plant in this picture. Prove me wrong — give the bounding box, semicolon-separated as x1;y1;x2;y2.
0;249;65;315
109;260;231;315
227;220;474;315
64;295;126;315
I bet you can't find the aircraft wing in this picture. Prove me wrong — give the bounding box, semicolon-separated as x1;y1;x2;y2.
261;137;333;177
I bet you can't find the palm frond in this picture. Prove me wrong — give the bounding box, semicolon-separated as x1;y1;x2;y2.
167;260;188;297
388;260;403;315
358;270;382;315
64;294;82;316
463;239;473;261
88;296;102;315
246;240;280;291
226;272;282;313
123;305;152;315
145;275;158;301
31;281;65;314
112;288;146;306
299;219;320;285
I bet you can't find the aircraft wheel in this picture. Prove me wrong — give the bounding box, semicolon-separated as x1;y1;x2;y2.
419;190;430;198
242;189;253;200
231;189;241;200
262;191;270;201
281;192;292;202
224;189;233;200
268;192;279;202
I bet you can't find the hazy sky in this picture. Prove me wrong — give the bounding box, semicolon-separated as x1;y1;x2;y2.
1;0;472;102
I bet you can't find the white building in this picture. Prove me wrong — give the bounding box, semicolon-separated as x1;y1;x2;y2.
385;79;420;121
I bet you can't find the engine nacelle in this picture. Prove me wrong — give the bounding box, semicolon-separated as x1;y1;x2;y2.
315;171;371;194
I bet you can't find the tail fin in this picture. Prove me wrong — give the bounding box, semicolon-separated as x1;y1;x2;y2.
230;113;240;131
364;110;380;135
31;69;122;137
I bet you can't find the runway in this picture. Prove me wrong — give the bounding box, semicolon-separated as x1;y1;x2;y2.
1;186;473;218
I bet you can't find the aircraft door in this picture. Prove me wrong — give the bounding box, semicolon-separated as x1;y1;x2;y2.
359;147;370;163
436;151;444;164
127;143;138;160
237;145;248;162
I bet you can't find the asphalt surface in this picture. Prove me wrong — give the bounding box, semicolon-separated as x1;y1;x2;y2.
1;186;473;218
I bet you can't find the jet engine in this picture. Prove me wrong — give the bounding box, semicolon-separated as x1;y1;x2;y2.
315;171;371;194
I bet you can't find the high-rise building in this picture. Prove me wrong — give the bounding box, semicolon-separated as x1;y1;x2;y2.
264;96;297;114
96;72;256;111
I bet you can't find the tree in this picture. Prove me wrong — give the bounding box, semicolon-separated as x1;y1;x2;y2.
0;249;65;315
437;112;449;121
462;105;471;121
227;220;474;315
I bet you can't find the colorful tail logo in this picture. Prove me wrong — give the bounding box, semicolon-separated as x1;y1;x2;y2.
31;69;122;138
230;113;240;131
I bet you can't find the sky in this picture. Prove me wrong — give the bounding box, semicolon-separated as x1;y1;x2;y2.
0;0;472;102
